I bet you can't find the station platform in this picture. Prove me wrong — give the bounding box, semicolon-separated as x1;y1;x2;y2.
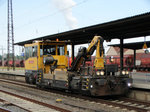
131;71;150;89
0;68;25;82
129;89;150;102
0;68;25;76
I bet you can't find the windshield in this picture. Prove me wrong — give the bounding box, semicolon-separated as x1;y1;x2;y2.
40;45;56;55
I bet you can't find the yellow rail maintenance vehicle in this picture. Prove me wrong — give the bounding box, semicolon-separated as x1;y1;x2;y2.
24;36;132;96
25;40;68;87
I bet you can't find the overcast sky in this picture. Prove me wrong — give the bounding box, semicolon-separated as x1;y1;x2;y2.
0;0;150;55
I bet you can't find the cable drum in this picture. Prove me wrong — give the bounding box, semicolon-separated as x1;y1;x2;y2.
43;56;55;65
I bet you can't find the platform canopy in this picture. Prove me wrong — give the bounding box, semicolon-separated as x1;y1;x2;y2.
109;41;150;50
15;12;150;46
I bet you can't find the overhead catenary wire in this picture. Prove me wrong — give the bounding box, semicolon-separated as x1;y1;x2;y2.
16;0;89;28
0;0;90;35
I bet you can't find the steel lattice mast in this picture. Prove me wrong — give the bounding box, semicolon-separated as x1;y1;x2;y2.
7;0;15;71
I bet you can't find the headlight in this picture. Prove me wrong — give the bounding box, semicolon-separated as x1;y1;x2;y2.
111;58;114;62
122;70;125;75
96;71;100;75
127;83;132;87
96;71;104;75
100;71;104;75
90;85;93;88
125;71;129;75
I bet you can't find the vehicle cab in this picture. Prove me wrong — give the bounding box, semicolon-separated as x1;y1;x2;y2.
24;40;69;86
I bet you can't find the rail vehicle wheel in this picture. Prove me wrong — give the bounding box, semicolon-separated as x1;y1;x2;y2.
29;75;34;84
36;84;41;88
32;78;36;84
25;76;29;83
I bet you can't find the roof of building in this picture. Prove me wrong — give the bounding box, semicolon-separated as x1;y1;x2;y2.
15;12;150;46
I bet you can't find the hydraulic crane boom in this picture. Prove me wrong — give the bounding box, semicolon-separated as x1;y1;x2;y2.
70;36;104;72
93;36;104;69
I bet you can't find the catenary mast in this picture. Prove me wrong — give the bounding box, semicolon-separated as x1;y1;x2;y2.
7;0;15;70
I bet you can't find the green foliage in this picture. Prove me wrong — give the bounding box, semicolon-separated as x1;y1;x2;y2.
0;54;24;60
15;55;24;60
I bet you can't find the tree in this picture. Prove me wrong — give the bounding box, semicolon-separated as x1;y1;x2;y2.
0;55;2;60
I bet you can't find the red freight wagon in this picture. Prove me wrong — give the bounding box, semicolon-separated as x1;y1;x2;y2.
106;55;134;68
136;53;150;68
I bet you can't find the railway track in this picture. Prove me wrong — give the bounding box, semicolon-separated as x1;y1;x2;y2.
0;107;11;112
0;78;103;112
0;78;150;112
0;89;70;112
111;97;150;109
0;98;31;112
94;98;150;112
69;93;150;112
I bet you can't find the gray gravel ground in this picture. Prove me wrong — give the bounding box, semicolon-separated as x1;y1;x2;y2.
0;102;28;112
0;80;130;112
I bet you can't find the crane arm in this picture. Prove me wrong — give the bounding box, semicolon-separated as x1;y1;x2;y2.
70;36;104;72
94;37;104;69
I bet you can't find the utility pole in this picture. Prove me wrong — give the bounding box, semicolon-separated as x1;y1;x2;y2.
7;0;15;71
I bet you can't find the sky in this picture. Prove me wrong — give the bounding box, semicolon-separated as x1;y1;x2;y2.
0;0;150;55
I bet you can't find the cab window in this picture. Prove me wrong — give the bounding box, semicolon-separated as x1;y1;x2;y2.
25;47;29;60
40;45;56;56
28;47;32;57
32;46;37;57
25;46;37;59
57;45;65;55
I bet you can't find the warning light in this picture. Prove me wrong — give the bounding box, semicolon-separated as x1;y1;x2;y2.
143;43;147;49
56;38;59;42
